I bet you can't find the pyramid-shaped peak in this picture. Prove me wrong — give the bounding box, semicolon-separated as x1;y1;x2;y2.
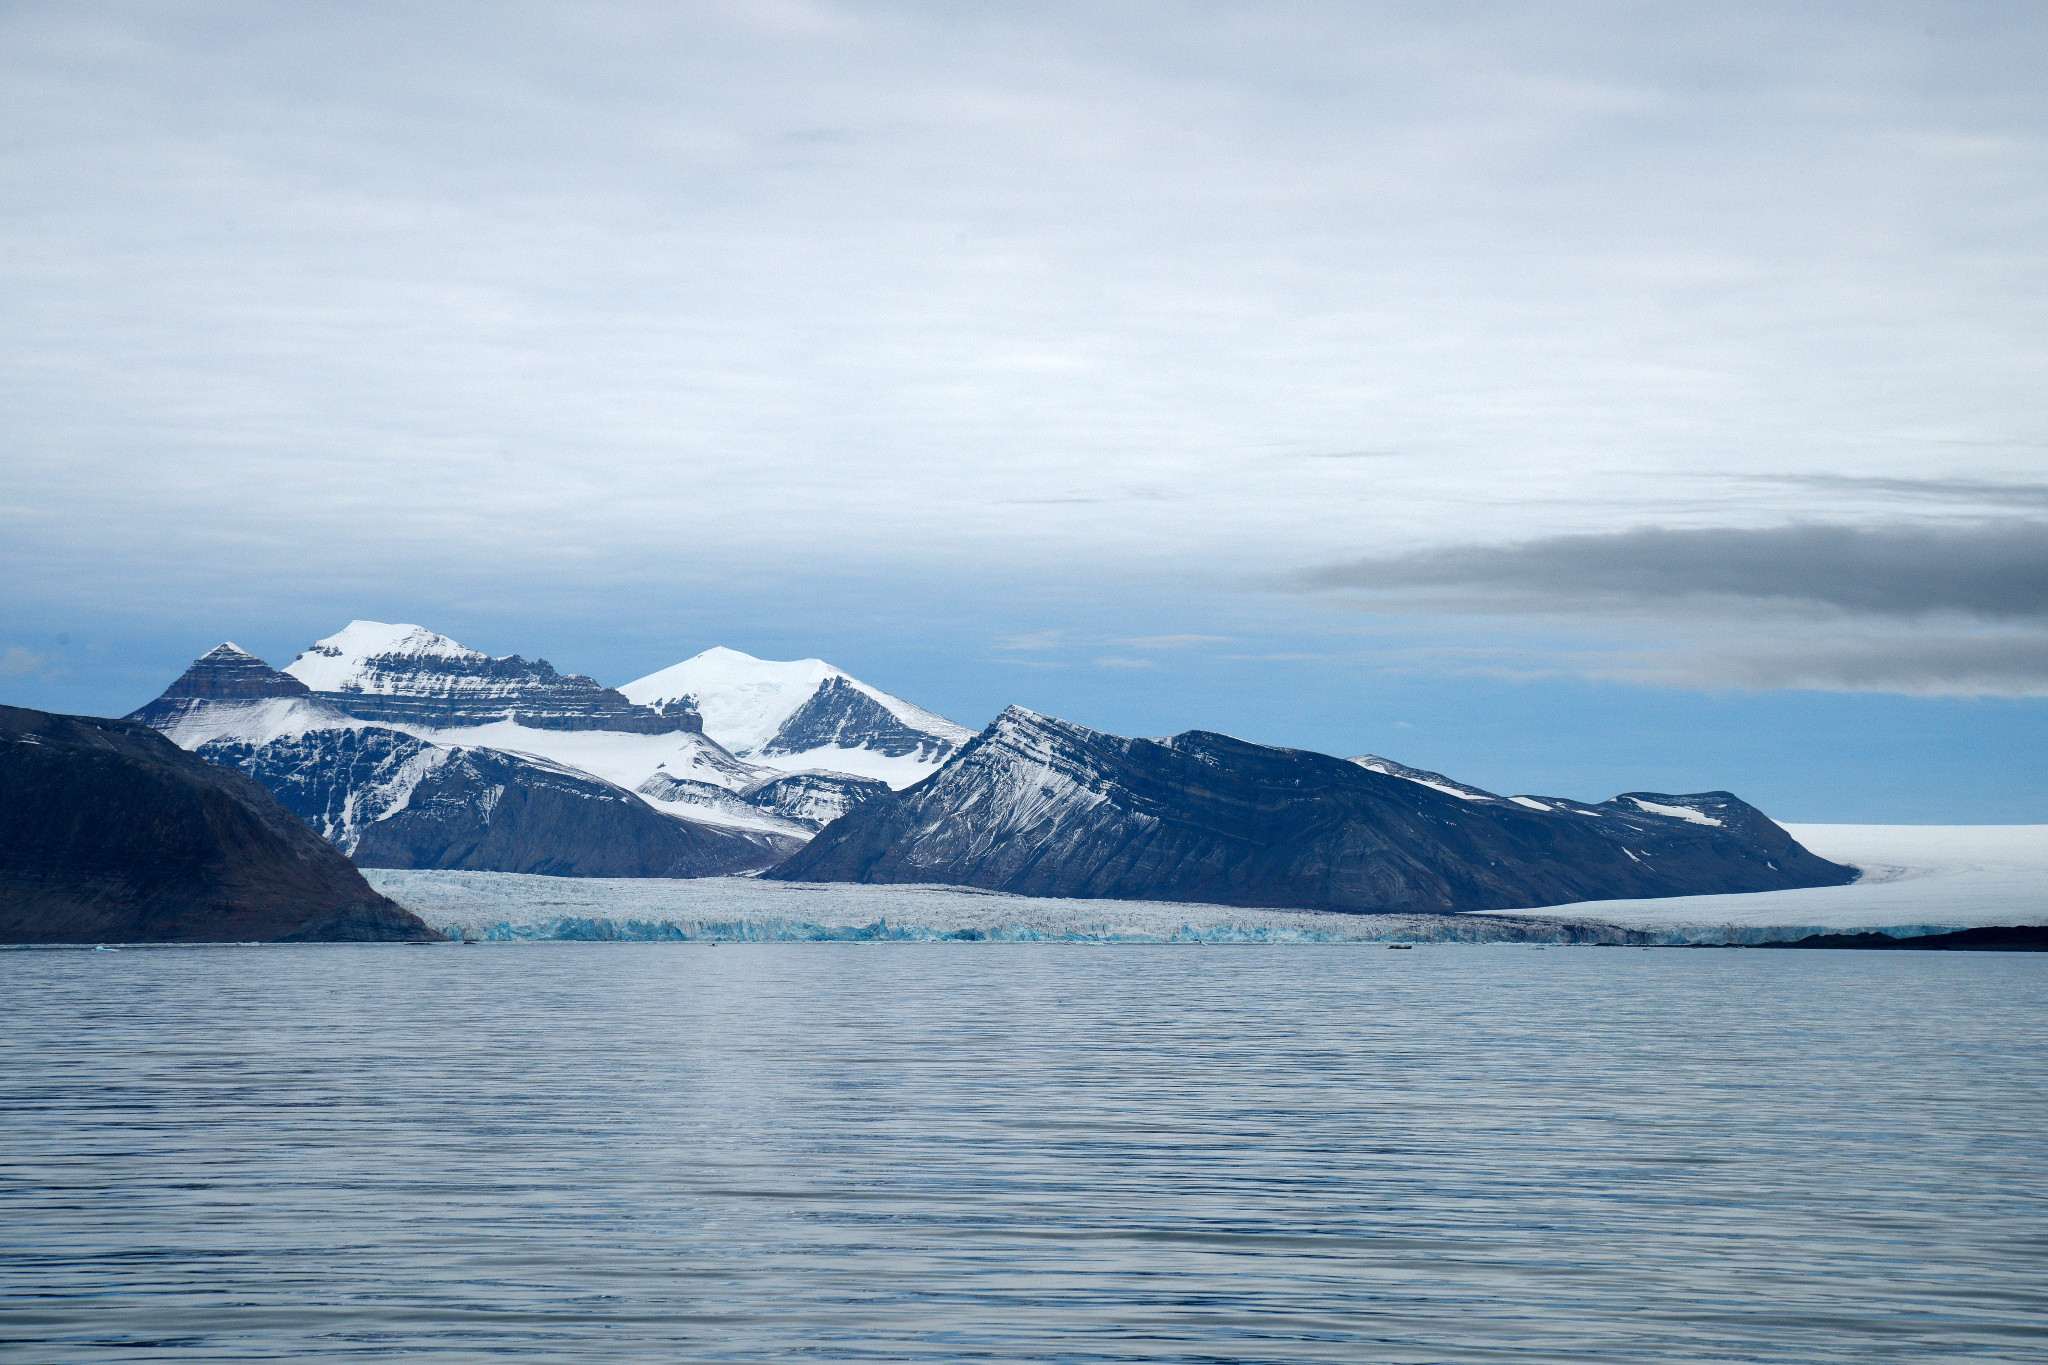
151;644;311;702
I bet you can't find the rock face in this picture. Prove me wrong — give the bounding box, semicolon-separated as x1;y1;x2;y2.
193;726;443;853
192;724;798;876
737;769;892;831
0;704;442;943
761;677;960;763
284;621;694;733
126;643;313;736
618;646;975;787
139;642;310;702
769;707;1858;914
347;747;800;876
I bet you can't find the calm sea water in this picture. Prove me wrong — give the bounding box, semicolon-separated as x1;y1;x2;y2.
2;943;2043;1363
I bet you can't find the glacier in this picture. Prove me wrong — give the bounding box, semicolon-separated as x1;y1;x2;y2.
363;868;1645;944
366;823;2047;945
1492;823;2048;943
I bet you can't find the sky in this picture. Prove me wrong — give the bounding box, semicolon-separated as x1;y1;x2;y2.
3;1;2045;821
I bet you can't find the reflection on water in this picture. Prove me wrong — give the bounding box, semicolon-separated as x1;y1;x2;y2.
2;942;2044;1362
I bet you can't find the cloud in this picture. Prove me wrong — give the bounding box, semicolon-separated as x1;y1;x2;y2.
7;1;2048;624
1295;521;2048;621
1093;656;1159;670
1611;632;2048;697
995;630;1064;652
0;646;46;677
1741;476;2048;510
1110;634;1232;649
1291;521;2048;696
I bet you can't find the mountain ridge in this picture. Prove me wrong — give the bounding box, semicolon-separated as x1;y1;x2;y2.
769;706;1857;913
125;631;946;874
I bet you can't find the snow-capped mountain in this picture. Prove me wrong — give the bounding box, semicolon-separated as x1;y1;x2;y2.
276;623;804;828
129;642;810;875
619;647;975;788
127;631;947;871
125;643;359;748
770;706;1857;912
285;621;691;733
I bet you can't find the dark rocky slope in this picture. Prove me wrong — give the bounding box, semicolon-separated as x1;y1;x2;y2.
193;731;800;876
1755;925;2048;951
0;704;441;942
769;707;1856;914
345;746;800;876
760;677;963;763
125;642;318;737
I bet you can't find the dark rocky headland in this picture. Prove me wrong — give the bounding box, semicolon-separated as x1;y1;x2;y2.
0;704;442;943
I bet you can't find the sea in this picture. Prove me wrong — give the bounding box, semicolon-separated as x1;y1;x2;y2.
2;941;2043;1363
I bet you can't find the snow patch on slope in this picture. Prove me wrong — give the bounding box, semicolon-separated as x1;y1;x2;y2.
1348;755;1500;802
152;696;365;749
1628;797;1724;826
398;719;760;794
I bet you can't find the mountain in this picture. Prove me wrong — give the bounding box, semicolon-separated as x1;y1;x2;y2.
618;647;975;788
277;626;860;829
284;621;692;732
0;704;441;943
346;746;797;876
129;643;365;750
768;707;1859;913
131;643;805;876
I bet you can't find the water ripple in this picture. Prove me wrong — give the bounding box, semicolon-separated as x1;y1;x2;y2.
2;943;2044;1361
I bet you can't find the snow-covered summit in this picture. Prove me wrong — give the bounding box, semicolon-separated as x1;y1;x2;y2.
283;621;484;693
619;646;975;787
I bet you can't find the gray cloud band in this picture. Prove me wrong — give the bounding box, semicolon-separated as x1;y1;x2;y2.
1296;521;2048;620
1612;633;2048;696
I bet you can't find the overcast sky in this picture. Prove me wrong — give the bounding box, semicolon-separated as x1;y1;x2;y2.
4;2;2044;818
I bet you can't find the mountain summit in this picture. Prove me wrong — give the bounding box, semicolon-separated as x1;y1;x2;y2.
619;646;975;786
284;621;691;733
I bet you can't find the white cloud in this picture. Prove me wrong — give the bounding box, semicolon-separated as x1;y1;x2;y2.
1111;634;1233;649
994;630;1064;652
0;646;45;678
4;2;2046;678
